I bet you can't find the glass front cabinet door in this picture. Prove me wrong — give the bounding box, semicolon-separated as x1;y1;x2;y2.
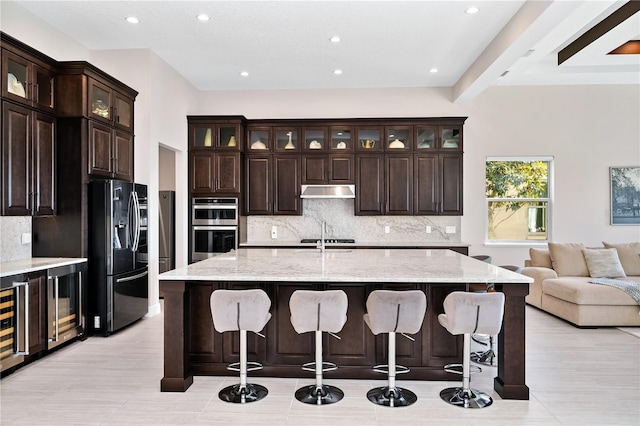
2;50;55;112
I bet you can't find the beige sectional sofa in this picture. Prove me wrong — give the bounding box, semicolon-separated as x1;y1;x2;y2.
521;242;640;327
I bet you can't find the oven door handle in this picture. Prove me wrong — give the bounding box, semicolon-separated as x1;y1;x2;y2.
192;226;239;231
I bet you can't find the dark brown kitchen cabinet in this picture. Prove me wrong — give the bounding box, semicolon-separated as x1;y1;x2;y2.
244;155;271;215
188;117;243;150
1;48;55;113
87;120;133;181
414;153;463;215
244;154;300;215
86;78;134;132
273;155;301;214
302;154;354;184
1;101;55;216
355;154;384;215
190;151;240;194
27;271;47;355
386;154;413;215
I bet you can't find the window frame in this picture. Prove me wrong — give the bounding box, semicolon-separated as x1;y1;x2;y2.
485;156;554;246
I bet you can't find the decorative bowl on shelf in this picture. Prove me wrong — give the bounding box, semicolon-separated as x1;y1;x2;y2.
7;73;26;97
389;139;405;148
309;140;321;149
92;100;109;118
336;142;347;149
251;140;267;150
442;139;459;148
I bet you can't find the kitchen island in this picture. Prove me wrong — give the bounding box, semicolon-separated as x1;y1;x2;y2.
159;248;532;400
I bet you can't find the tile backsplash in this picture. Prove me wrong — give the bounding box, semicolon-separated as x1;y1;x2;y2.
0;216;32;262
246;199;461;242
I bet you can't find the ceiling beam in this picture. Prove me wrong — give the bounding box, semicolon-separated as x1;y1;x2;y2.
558;0;640;65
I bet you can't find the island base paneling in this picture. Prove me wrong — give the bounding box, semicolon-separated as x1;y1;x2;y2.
163;280;470;387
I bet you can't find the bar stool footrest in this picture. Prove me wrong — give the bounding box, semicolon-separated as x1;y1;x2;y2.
372;364;410;375
444;363;481;375
227;361;263;373
367;386;417;407
301;361;338;373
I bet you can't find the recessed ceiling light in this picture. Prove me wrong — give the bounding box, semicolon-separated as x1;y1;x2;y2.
330;36;341;43
465;7;479;14
125;16;139;24
429;68;438;73
196;14;210;21
333;69;343;75
240;71;249;77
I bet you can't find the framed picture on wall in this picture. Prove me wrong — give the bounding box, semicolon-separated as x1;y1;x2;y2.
610;166;640;225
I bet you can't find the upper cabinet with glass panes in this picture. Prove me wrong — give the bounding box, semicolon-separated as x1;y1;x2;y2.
385;126;412;151
330;126;354;151
439;125;463;151
87;78;134;131
415;125;463;151
2;49;55;113
191;123;242;150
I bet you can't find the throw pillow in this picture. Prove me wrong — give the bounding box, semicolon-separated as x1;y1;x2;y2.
548;242;589;276
602;242;640;275
529;248;552;268
582;248;626;278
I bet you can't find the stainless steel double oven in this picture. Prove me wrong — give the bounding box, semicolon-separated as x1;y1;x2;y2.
191;197;238;263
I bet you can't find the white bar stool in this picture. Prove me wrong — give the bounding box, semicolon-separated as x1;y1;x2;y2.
363;290;427;407
438;291;505;408
210;289;271;404
289;289;348;405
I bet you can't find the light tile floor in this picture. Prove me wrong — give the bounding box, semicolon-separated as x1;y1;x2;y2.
1;305;639;425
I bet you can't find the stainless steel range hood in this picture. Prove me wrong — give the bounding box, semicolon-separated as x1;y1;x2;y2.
300;184;355;199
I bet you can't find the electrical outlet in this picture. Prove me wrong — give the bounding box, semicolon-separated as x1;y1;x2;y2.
384;225;390;234
445;226;456;234
94;316;100;329
425;226;432;234
21;232;31;244
271;226;278;239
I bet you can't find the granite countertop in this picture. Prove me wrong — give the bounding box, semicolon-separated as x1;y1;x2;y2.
239;240;470;248
0;257;87;278
159;248;531;284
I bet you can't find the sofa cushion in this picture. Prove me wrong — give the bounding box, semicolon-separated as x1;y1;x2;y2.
548;242;589;277
603;242;640;275
582;248;626;278
542;276;640;305
529;248;552;268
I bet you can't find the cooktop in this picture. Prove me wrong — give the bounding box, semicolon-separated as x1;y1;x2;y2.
300;238;355;244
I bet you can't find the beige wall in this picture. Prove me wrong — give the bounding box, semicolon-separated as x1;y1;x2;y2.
3;1;639;289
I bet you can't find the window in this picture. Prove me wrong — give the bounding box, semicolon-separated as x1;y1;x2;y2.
485;157;552;243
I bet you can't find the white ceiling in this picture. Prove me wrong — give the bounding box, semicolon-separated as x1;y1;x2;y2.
9;0;640;101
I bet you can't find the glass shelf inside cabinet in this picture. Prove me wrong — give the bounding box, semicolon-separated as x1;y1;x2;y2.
249;130;269;150
7;58;27;98
194;127;214;147
219;126;238;148
441;128;460;149
386;128;410;150
305;129;325;150
416;128;436;150
276;130;298;150
91;86;111;119
331;129;351;150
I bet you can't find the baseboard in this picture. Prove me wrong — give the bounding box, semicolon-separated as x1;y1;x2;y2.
146;302;162;318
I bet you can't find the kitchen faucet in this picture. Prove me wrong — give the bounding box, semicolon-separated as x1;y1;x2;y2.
319;220;327;252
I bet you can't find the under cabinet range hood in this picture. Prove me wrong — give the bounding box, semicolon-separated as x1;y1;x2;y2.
300;184;355;199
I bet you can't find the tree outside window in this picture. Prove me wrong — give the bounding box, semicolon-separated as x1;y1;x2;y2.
486;158;552;242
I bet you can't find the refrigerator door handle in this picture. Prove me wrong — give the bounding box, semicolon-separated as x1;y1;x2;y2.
132;191;141;252
116;270;148;283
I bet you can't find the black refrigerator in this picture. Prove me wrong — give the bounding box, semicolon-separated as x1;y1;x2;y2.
89;180;148;336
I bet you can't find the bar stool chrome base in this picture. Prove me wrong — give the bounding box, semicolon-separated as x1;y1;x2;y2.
440;387;493;408
295;384;344;405
367;386;417;407
219;383;268;404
